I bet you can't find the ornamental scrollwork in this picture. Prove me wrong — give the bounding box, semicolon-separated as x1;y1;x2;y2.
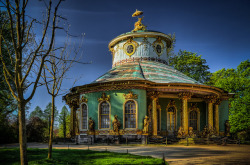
80;95;88;103
98;93;110;102
153;37;164;57
166;100;177;112
123;38;139;57
123;91;138;99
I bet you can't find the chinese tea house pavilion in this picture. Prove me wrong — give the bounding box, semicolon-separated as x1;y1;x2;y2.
64;10;232;143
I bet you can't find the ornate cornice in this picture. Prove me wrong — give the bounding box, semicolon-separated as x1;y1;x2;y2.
98;93;110;102
178;92;193;100
80;95;88;103
123;91;138;99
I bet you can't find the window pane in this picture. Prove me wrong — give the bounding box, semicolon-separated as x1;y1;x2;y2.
82;104;87;129
189;111;198;130
100;102;109;128
125;100;136;128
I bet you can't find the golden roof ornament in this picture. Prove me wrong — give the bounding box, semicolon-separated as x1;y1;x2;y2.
132;9;146;32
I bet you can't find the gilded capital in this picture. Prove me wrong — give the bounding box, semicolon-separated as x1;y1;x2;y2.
214;98;222;105
178;92;193;100
124;91;138;99
148;91;160;100
67;98;79;109
203;95;217;103
98;93;110;102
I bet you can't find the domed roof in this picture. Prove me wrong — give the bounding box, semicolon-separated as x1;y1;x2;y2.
92;60;201;84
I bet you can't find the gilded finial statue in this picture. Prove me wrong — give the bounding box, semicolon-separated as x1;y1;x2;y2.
132;9;146;32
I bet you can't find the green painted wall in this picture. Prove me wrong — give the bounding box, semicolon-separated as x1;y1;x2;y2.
81;89;146;130
219;100;229;132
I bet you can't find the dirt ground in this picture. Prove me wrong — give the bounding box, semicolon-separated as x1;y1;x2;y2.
1;143;250;165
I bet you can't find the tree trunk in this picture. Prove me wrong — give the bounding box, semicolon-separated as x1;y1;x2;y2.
48;96;55;159
18;101;28;165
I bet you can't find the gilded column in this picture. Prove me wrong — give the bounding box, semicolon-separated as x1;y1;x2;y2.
178;92;193;136
214;99;221;135
204;96;216;130
67;98;79;138
148;91;160;136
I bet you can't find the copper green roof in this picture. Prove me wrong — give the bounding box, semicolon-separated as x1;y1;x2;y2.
92;61;201;84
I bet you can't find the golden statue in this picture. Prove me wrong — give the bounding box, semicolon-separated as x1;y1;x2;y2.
112;115;121;134
143;115;150;134
132;9;146;32
88;117;95;132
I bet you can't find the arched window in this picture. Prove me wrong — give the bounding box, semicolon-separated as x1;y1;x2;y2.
167;106;176;131
81;104;88;130
189;110;198;130
124;100;136;128
100;101;110;129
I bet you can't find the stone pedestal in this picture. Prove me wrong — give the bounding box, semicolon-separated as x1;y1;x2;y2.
88;135;95;145
142;135;148;144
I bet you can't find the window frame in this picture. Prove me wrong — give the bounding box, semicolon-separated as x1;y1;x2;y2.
98;101;111;130
123;99;138;129
188;108;200;131
80;103;88;131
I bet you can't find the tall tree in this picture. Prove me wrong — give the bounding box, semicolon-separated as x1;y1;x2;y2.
169;50;211;83
208;60;250;133
29;106;43;119
41;38;83;159
0;1;63;164
58;106;70;141
43;102;58;135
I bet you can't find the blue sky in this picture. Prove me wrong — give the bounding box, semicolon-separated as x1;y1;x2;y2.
26;0;250;114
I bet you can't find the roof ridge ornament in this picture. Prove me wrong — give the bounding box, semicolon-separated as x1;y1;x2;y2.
132;9;147;32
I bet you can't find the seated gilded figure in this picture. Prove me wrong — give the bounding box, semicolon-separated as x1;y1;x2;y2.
112;115;121;134
88;117;95;132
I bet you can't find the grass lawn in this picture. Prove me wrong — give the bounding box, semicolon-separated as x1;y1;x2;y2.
0;148;166;165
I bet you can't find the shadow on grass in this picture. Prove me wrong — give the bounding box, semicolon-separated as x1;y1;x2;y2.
0;148;166;165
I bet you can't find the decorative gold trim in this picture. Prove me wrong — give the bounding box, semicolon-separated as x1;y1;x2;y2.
153;37;164;57
123;91;138;99
98;93;110;102
123;38;139;57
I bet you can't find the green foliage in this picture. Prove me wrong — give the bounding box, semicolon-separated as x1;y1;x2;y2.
29;106;44;119
0;148;164;164
208;60;250;133
26;117;47;142
58;106;70;138
169;50;211;83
